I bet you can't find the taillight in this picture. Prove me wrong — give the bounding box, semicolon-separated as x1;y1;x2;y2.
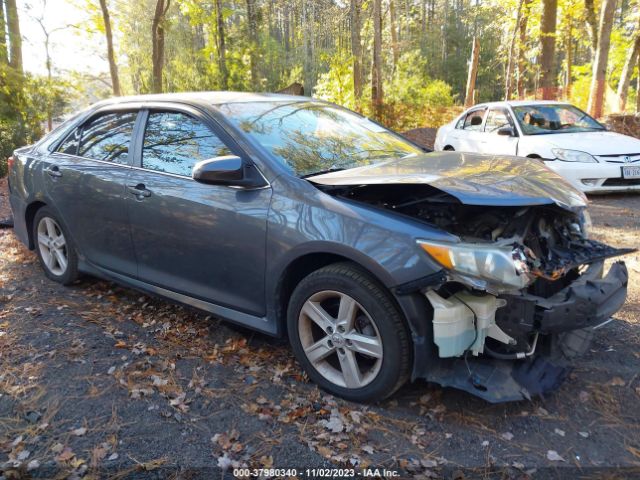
7;156;15;169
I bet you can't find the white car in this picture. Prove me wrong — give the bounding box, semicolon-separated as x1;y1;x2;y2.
434;100;640;193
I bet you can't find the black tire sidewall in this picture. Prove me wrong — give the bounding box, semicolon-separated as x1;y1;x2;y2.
33;207;79;285
287;263;410;402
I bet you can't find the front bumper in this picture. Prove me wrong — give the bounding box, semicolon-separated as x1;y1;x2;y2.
545;160;640;193
417;261;629;403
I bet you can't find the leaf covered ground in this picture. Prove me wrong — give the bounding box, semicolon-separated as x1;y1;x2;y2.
0;178;639;479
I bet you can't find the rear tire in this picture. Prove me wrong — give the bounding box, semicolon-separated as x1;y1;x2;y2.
287;262;411;402
33;207;79;285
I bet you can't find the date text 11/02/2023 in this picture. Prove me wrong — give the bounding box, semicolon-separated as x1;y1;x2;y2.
233;468;401;477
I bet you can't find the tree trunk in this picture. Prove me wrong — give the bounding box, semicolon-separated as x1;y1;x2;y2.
587;0;617;118
246;0;259;90
99;0;121;96
0;0;7;65
505;0;524;100
6;0;22;72
517;0;531;98
539;0;557;100
637;51;640;112
151;0;170;94
617;19;640;112
215;0;228;89
389;0;399;71
464;37;480;108
350;0;363;105
584;0;599;56
565;15;573;98
371;0;383;119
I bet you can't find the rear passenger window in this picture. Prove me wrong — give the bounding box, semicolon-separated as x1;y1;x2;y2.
462;109;486;131
56;128;81;155
78;112;137;164
142;111;231;177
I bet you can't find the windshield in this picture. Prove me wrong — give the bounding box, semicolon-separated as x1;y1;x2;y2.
512;104;604;135
217;101;423;177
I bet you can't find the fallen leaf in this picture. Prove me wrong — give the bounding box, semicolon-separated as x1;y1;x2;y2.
107;453;119;461
578;431;589;438
610;377;626;387
547;450;565;462
554;428;565;437
57;447;75;462
72;427;87;436
26;460;40;471
578;390;590;402
481;440;489;447
501;432;514;441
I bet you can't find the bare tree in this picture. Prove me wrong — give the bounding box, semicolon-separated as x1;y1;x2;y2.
6;0;21;72
540;0;557;100
350;0;363;106
0;0;7;64
246;0;259;89
505;0;524;100
389;0;399;71
151;0;171;94
517;0;532;98
371;0;383;118
616;17;640;112
587;0;617;118
216;0;228;89
465;37;480;107
99;0;121;96
584;0;599;56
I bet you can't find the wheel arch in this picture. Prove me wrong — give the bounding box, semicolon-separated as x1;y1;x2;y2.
272;249;401;336
25;200;47;249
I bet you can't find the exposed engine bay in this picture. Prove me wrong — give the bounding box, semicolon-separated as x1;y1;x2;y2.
316;182;633;401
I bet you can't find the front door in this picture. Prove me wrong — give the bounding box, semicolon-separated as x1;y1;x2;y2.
44;110;139;276
477;107;519;155
127;109;271;316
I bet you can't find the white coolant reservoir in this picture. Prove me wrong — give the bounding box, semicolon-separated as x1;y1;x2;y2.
426;290;512;358
426;290;476;358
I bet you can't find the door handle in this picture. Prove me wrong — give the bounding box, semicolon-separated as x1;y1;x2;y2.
127;184;152;198
46;166;62;178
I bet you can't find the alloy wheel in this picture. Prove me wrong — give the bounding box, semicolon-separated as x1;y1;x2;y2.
37;217;68;276
298;290;383;389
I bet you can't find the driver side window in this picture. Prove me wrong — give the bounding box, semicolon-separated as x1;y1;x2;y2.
142;111;232;177
484;109;512;133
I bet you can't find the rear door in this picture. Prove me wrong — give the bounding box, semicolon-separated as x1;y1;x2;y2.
452;108;487;152
44;109;139;276
477;107;519;155
126;107;271;316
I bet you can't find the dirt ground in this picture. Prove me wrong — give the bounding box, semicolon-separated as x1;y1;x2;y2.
1;176;639;479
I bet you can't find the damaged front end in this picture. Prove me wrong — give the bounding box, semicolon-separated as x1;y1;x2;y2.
313;174;633;402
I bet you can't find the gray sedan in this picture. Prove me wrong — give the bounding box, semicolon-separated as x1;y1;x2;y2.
7;92;632;402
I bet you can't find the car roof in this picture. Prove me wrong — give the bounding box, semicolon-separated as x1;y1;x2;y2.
470;100;573;109
92;91;309;108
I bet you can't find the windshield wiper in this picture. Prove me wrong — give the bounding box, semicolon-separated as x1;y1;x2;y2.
301;168;346;178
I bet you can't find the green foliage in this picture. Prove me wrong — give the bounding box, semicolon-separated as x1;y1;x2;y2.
313;53;355;109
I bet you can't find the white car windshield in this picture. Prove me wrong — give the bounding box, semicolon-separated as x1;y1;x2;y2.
512;104;605;135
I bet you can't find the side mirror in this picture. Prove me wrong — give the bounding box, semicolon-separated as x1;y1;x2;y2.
192;155;267;188
497;126;515;137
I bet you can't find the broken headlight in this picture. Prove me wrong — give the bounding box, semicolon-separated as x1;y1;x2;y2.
418;240;533;292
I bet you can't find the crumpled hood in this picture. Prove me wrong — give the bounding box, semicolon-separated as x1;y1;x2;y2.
308;152;587;211
546;131;640;155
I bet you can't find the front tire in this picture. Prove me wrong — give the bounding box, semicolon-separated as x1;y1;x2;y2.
33;207;79;285
287;263;411;402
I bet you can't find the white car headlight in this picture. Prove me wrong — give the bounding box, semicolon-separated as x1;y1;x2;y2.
418;240;533;292
551;148;598;163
